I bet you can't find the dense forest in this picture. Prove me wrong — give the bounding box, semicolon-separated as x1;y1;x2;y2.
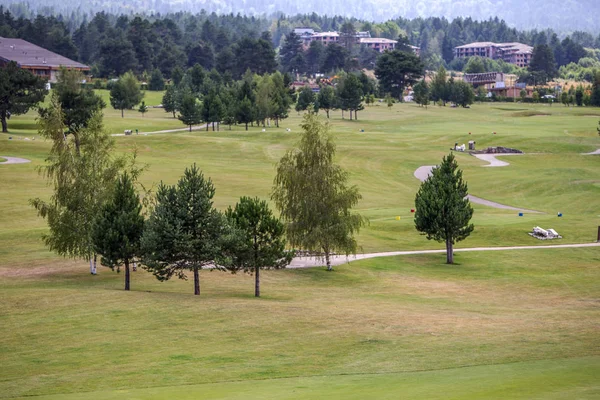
3;0;600;32
0;6;599;80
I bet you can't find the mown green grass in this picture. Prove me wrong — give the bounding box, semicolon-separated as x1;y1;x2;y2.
0;249;598;398
0;101;599;398
11;357;600;400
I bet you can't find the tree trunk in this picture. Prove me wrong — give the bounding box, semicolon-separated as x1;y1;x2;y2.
194;267;200;295
93;254;97;275
355;110;358;120
342;110;344;119
121;109;124;118
189;124;192;132
206;123;209;131
325;252;332;271
276;117;279;127
255;265;260;297
73;132;81;156
446;240;454;264
212;122;215;131
89;257;95;274
172;111;176;118
124;258;130;291
245;123;248;131
1;113;7;133
349;110;353;120
326;110;330;118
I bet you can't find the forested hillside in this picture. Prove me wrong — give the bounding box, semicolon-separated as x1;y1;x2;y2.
1;6;598;81
3;0;600;32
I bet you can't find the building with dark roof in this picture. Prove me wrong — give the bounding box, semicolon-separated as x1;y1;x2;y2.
0;37;89;82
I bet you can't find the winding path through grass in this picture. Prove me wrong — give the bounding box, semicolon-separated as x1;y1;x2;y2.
582;148;600;155
413;161;542;213
288;242;600;268
0;156;31;164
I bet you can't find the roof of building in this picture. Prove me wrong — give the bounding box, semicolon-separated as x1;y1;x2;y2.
359;38;397;44
0;37;89;70
312;31;339;38
293;28;315;35
455;41;533;54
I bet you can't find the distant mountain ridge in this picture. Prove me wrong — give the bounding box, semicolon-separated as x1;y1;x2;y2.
4;0;600;32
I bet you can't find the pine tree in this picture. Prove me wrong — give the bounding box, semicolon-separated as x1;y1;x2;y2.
148;68;165;91
414;153;474;264
138;101;148;117
178;93;203;131
236;96;256;130
92;173;144;290
226;197;293;297
296;86;316;113
162;85;177;118
141;164;227;296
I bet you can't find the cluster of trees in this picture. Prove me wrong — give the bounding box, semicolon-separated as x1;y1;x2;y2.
295;71;377;120
160;66;294;131
412;66;475;108
32;85;369;293
4;0;600;34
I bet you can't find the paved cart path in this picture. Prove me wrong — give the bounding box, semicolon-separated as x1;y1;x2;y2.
0;156;31;164
288;242;600;268
413;163;542;213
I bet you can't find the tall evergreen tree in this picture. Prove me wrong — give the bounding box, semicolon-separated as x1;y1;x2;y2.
178;93;203;131
296;86;316;113
236;96;256;131
528;44;557;84
317;85;336;118
142;164;227;296
162;85;177;118
414;153;474;264
338;74;363;120
226;197;293;297
148;68;165;91
92;173;144;291
280;31;305;73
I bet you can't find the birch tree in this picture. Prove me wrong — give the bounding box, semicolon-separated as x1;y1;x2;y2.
31;94;124;274
272;111;364;270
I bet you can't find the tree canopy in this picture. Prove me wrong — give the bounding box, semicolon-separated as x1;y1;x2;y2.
0;61;47;133
109;71;144;117
375;50;424;100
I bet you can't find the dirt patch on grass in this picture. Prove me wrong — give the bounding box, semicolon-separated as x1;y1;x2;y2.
0;261;82;278
493;107;528;111
511;111;551;117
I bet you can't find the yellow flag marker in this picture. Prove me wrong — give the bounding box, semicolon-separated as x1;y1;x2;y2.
395;216;401;220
